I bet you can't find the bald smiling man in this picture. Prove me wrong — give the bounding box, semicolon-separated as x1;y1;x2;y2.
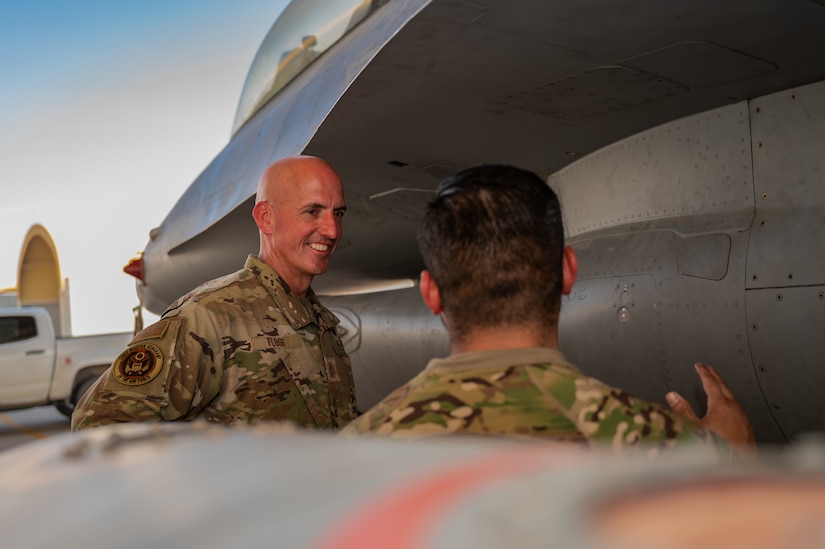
73;156;358;431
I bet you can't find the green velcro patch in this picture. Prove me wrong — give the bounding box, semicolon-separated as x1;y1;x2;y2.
131;319;172;342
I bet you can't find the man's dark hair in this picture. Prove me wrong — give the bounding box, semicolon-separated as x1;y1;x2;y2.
417;165;566;341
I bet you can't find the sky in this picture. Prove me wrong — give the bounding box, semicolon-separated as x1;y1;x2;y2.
0;0;289;335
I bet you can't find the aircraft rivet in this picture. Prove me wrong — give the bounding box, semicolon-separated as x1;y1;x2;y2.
818;292;824;300
759;366;767;373
751;324;759;331
776;294;783;302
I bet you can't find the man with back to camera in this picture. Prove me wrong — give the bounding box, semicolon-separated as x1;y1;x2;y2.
341;164;756;457
73;156;357;430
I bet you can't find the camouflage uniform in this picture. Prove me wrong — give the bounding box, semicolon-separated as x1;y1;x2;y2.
341;347;726;457
72;255;357;431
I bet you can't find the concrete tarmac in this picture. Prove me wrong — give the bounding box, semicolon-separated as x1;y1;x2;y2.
0;406;70;453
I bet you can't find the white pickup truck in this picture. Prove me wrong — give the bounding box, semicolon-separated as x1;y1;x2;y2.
0;307;132;417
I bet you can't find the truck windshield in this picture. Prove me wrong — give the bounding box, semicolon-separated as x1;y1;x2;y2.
232;0;376;134
0;316;37;344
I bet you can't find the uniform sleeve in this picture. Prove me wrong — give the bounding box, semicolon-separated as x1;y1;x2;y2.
71;314;223;430
531;366;730;457
338;384;412;436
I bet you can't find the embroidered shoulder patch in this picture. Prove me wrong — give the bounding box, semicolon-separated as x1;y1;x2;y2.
113;343;164;386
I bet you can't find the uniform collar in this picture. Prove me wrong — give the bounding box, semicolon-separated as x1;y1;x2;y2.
244;255;339;330
425;347;579;374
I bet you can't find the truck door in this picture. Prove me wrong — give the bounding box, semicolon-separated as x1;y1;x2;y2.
0;314;54;406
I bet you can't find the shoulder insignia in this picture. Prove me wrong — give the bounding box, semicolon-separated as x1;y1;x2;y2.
131;319;171;342
112;343;164;386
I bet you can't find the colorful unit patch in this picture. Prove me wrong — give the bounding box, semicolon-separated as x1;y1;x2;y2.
113;344;164;386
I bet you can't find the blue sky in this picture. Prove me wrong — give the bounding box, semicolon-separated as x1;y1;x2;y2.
0;1;289;334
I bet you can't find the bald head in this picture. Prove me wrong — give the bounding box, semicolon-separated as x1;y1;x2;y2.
252;156;346;296
256;155;339;203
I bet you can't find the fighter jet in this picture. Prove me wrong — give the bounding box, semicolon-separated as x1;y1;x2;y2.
125;0;825;446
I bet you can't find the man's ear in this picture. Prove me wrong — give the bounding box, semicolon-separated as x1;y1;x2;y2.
561;246;578;296
419;270;443;315
252;201;272;234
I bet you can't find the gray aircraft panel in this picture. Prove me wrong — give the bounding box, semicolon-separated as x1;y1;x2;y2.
551;94;794;443
748;83;825;289
746;286;825;443
326;287;449;411
559;274;666;402
549;101;753;239
559;227;785;444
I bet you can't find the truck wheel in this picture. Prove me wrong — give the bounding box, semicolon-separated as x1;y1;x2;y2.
55;401;73;418
54;376;98;418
